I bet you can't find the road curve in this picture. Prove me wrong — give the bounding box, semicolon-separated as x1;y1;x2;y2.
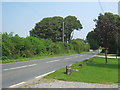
2;52;98;88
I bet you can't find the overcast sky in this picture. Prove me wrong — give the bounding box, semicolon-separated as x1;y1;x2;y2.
2;1;118;39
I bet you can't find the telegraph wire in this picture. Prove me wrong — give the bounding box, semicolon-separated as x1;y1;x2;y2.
98;0;104;14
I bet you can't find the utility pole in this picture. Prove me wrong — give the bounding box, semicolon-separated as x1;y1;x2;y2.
62;22;64;43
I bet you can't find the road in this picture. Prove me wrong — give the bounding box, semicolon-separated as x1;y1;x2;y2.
2;52;98;88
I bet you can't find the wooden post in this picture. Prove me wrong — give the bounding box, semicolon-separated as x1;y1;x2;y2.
79;63;84;67
66;65;71;75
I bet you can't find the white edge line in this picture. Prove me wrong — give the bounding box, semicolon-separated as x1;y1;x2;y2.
9;82;26;88
93;55;97;57
35;70;55;79
69;64;72;66
86;58;90;59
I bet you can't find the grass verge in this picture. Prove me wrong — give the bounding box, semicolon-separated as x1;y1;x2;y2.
44;57;119;83
1;52;77;64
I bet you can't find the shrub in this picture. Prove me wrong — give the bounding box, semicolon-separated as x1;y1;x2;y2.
2;33;90;60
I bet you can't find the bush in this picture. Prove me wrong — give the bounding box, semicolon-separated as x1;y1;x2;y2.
2;56;8;60
71;39;90;53
2;33;90;60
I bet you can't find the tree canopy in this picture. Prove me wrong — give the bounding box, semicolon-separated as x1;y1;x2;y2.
86;12;120;63
86;31;99;50
30;16;82;43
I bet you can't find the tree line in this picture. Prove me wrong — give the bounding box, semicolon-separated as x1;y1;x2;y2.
2;33;90;60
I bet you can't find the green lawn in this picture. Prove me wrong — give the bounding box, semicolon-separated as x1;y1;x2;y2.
45;57;119;83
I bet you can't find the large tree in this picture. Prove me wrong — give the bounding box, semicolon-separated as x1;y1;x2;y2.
64;16;83;43
87;12;119;63
30;16;82;43
30;16;63;42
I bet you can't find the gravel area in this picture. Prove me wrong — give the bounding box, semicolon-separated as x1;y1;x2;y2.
19;79;119;88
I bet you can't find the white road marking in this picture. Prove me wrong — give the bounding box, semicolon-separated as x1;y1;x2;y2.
46;60;60;63
9;82;26;88
93;55;97;57
28;64;37;67
35;70;55;79
3;64;37;71
86;58;90;59
65;57;71;60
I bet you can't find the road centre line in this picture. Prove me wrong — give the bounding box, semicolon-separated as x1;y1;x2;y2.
28;64;37;67
9;82;26;88
65;57;71;60
35;70;55;79
3;64;37;71
46;60;60;63
71;56;78;58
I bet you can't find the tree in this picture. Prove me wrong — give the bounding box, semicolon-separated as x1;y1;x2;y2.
64;16;83;43
86;31;99;50
116;14;120;56
87;12;120;59
29;16;82;43
93;12;119;63
30;16;63;42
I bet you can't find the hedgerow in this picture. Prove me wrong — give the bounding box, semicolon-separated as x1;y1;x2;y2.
2;33;90;60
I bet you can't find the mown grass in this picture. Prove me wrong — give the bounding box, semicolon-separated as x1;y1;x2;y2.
98;53;105;56
1;52;77;64
45;57;119;83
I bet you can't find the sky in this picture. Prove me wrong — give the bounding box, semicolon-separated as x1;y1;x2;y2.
2;1;118;39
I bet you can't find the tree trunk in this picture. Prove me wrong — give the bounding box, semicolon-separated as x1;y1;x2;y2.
105;48;108;64
116;54;117;59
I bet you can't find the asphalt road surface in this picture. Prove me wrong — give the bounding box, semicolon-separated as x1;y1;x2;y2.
2;52;98;88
